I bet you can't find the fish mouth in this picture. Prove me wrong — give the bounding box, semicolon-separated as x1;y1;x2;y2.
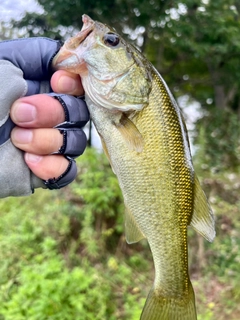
52;15;94;71
65;15;94;51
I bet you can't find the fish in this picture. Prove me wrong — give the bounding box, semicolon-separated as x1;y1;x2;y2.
52;14;215;320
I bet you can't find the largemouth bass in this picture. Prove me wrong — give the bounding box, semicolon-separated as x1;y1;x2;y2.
53;14;215;320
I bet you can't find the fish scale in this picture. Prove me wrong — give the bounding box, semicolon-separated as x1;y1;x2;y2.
53;14;215;320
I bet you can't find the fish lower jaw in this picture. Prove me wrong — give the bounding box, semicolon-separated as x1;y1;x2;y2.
57;56;80;69
53;50;86;74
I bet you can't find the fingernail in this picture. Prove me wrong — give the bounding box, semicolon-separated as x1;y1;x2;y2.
25;153;43;163
12;128;33;144
58;76;77;92
12;102;36;123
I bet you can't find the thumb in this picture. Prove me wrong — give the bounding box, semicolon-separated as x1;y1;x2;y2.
51;70;84;96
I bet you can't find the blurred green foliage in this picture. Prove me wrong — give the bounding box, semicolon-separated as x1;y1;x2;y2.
0;149;147;320
0;148;239;319
194;108;240;171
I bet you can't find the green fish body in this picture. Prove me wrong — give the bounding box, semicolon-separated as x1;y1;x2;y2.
53;14;215;320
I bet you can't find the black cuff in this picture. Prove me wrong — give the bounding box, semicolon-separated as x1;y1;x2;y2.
43;157;77;190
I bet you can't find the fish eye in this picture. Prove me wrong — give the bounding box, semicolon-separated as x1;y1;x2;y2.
103;33;120;47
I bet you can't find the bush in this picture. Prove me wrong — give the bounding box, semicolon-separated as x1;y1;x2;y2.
0;253;113;320
0;148;146;320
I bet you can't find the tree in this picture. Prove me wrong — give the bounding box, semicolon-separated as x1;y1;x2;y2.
14;0;240;111
12;0;240;169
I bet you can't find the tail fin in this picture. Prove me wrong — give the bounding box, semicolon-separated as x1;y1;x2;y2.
140;282;197;320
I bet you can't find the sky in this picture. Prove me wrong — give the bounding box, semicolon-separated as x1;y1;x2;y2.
0;0;43;22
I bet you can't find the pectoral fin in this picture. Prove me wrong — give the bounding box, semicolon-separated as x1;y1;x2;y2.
190;176;215;242
125;205;145;244
115;114;144;153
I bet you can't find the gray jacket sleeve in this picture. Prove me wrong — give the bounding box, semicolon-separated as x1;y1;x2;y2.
0;60;45;197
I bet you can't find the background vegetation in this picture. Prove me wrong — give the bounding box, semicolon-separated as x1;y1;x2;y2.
0;0;240;319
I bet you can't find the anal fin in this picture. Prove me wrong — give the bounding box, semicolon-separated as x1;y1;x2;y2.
190;176;215;242
125;205;145;244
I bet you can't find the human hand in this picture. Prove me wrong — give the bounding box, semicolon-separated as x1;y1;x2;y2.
0;38;89;197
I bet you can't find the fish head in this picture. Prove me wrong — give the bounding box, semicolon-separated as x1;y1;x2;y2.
53;14;152;112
